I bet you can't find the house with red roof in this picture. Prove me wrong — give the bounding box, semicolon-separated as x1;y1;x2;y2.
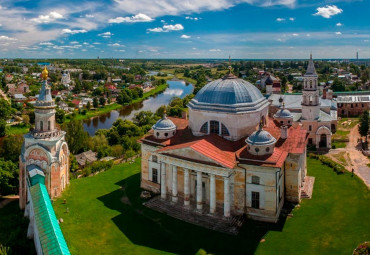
139;70;311;231
71;99;83;109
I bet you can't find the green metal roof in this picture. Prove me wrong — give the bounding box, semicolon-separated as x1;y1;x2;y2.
30;183;71;255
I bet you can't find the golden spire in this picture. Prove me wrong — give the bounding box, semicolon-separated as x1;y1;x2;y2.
42;66;48;80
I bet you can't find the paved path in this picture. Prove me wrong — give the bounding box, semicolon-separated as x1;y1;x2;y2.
0;195;19;209
328;124;370;189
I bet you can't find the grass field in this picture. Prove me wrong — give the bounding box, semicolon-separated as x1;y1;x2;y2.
7;124;30;135
53;158;370;255
0;200;35;255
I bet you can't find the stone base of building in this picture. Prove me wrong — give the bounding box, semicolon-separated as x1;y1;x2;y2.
143;195;245;235
300;176;315;199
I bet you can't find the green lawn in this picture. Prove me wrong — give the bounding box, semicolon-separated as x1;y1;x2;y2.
54;158;370;255
0;200;35;255
7;125;30;135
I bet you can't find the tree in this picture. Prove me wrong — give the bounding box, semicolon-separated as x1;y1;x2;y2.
0;135;23;162
0;99;13;120
0;119;6;137
86;101;91;110
0;159;18;195
55;109;65;124
331;78;346;92
133;111;156;127
93;97;99;108
62;119;89;154
99;97;106;106
359;110;369;142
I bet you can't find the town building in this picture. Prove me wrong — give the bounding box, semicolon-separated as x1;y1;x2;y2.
336;94;370;117
61;70;71;87
19;67;71;254
269;55;337;149
140;67;310;226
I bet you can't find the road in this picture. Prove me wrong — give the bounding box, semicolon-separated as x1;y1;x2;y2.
329;124;370;189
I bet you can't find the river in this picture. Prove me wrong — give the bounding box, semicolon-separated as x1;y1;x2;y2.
83;80;194;136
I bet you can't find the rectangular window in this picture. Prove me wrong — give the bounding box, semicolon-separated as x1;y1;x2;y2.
152;155;158;163
152;168;158;183
252;176;260;185
48;121;51;131
40;121;43;131
210;120;219;134
308;125;312;131
252;191;260;209
308;138;313;145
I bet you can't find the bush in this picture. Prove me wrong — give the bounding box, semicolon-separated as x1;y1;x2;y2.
308;154;346;174
353;242;370;255
82;160;114;177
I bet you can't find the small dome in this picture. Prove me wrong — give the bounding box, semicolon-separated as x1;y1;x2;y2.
153;115;176;130
246;130;276;146
274;108;293;119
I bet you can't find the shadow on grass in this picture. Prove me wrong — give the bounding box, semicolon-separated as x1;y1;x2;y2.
98;173;288;255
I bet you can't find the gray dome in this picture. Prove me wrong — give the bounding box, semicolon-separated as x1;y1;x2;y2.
153;116;176;130
274;108;293;118
194;77;264;105
246;130;276;145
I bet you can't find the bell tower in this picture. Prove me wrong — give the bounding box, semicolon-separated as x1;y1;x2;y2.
302;54;320;120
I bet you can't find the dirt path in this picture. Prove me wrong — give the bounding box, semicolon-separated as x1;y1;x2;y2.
0;195;19;209
0;88;10;102
328;124;370;189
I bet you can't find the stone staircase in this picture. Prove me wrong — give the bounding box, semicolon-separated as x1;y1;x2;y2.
144;196;245;235
301;176;315;199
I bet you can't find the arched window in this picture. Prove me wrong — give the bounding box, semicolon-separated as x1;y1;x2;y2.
252;176;260;185
255;147;260;153
165;133;168;137
266;147;270;152
310;80;312;88
156;132;159;137
210;120;219;134
221;123;230;136
200;122;208;134
40;121;43;131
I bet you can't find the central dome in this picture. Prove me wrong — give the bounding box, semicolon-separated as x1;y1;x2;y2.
194;77;264;105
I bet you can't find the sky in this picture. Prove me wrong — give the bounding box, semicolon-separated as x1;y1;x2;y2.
0;0;369;59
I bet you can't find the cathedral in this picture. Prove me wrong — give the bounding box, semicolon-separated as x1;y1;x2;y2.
269;55;337;149
140;65;309;223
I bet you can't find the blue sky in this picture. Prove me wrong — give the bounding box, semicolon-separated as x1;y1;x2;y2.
0;0;369;59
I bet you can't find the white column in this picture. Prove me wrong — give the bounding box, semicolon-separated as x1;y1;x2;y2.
210;174;216;214
184;169;190;206
172;165;178;203
196;171;203;210
161;162;166;199
224;176;230;217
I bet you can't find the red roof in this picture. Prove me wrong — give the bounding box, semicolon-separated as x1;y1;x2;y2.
71;99;81;105
140;117;307;169
105;83;117;90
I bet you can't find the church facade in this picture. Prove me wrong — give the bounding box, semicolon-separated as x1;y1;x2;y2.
19;67;70;209
269;55;337;149
140;68;308;223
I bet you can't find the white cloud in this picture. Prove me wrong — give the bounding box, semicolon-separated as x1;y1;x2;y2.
209;49;221;52
98;32;113;38
335;32;342;35
0;35;17;41
314;5;343;19
93;42;101;44
292;33;299;36
39;42;53;46
276;18;285;22
147;23;184;32
181;34;191;39
108;43;125;47
70;41;79;44
192;47;197;50
113;0;296;18
85;14;95;18
61;29;88;34
185;16;200;21
32;11;63;23
336;22;342;27
108;13;153;23
289;17;295;21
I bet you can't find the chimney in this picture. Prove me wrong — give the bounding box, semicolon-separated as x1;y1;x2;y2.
281;125;288;139
322;88;327;99
327;89;333;100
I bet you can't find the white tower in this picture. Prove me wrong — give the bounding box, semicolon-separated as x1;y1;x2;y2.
302;54;320;120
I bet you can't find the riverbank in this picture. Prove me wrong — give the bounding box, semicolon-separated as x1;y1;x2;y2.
68;83;168;123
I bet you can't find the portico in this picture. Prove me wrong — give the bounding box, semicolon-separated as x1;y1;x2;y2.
158;157;232;217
